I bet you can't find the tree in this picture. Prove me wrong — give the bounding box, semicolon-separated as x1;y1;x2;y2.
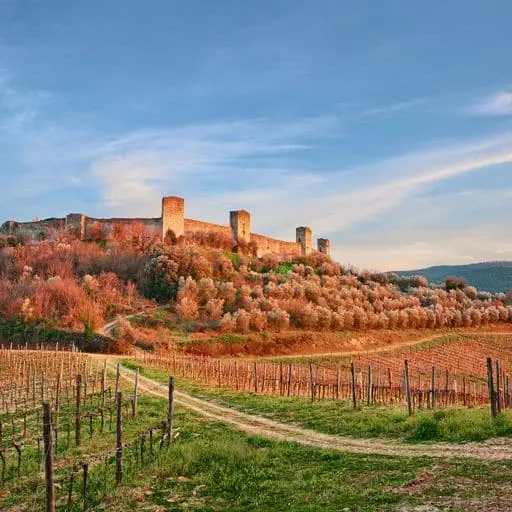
443;275;467;291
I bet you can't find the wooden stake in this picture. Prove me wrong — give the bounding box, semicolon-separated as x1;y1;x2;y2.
133;368;139;419
431;366;436;409
43;403;55;512
115;392;122;486
350;362;357;410
75;375;81;447
366;365;372;406
495;360;502;414
404;360;412;416
167;377;175;446
487;358;497;419
114;363;120;403
309;362;315;402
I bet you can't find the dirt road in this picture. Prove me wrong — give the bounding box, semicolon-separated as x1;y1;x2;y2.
115;362;512;461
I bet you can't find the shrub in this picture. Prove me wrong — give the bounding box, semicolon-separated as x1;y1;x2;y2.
409;416;440;441
204;298;224;320
444;275;467;291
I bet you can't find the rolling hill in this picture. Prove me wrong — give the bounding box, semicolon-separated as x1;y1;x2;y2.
392;261;512;294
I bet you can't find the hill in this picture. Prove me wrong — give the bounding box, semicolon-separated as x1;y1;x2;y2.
393;261;512;294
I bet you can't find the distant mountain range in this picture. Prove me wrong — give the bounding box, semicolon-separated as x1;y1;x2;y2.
392;261;512;294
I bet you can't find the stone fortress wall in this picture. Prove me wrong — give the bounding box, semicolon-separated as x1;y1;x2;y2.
1;195;330;258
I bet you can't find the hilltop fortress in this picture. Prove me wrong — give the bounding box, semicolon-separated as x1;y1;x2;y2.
1;196;331;258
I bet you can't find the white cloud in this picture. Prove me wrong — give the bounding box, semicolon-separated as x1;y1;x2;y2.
339;221;512;272
330;188;512;271
242;131;512;236
360;98;427;118
90;117;337;217
89;122;512;272
471;91;512;116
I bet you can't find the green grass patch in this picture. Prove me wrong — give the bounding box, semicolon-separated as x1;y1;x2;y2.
55;396;512;510
0;392;170;510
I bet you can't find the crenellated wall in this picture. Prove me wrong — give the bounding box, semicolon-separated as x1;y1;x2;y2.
1;194;331;258
250;233;301;258
184;218;232;236
83;216;162;240
1;218;66;239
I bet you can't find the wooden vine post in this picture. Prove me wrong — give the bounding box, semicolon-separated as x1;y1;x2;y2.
404;360;412;416
487;357;497;419
133;368;139;419
115;391;123;486
253;362;258;393
101;359;107;408
43;402;55;512
75;375;82;447
366;365;372;406
308;362;315;402
167;377;175;447
350;362;357;410
114;363;120;403
431;366;436;409
495;360;502;414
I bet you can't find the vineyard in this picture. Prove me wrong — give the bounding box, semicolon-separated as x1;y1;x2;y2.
2;334;512;510
0;346;175;511
137;334;512;415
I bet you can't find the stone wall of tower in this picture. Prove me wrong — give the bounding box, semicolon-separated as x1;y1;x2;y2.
250;233;302;258
317;238;331;256
184;218;233;236
162;196;185;239
230;210;251;244
82;216;161;241
296;226;312;255
0;218;66;239
65;214;87;240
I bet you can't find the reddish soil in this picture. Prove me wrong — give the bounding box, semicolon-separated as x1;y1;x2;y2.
179;325;512;358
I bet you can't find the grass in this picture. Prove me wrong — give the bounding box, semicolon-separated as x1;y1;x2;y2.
42;401;512;511
4;364;512;510
125;360;512;444
0;370;171;511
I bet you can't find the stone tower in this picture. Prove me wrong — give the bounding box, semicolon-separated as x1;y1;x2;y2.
230;210;251;244
65;214;86;241
162;196;185;239
317;238;331;256
296;226;312;255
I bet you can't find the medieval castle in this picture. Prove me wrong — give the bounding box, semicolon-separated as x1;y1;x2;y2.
1;196;331;258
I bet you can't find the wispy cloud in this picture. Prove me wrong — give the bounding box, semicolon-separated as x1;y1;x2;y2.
471;91;512;116
90;117;338;217
90;120;512;249
336;188;512;270
245;131;512;236
360;98;427;118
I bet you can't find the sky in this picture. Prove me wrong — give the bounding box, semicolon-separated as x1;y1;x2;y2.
1;1;512;271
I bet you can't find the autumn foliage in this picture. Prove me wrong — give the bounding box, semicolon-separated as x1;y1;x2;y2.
144;246;512;333
1;234;511;340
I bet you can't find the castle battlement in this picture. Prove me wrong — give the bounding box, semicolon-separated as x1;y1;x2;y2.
1;196;331;257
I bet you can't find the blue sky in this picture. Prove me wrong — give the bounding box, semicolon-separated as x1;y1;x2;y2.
1;1;512;270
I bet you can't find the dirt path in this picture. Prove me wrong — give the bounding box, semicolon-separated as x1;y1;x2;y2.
252;331;512;361
101;306;165;336
114;362;512;461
